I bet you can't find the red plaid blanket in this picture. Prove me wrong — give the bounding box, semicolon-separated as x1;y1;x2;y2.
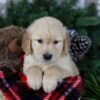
0;53;84;100
0;67;83;100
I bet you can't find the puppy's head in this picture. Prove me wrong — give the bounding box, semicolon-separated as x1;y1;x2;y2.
22;17;70;64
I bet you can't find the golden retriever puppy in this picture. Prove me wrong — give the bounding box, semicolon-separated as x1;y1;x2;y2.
22;16;79;93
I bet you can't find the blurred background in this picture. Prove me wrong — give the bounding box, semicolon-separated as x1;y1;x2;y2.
0;0;100;99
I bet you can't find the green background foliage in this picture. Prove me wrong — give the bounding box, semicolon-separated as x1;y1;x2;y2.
0;0;100;99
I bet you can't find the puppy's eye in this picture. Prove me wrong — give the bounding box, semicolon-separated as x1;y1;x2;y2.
54;40;59;44
37;39;43;43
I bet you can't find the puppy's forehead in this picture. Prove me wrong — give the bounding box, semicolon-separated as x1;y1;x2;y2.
27;17;66;39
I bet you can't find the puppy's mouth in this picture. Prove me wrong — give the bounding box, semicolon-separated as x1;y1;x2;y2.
36;58;53;65
43;58;52;63
42;59;54;66
43;59;51;63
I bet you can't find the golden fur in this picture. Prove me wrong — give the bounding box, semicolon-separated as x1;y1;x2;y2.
22;17;79;93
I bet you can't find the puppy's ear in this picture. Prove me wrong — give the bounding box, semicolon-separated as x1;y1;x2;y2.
22;32;31;54
62;27;70;56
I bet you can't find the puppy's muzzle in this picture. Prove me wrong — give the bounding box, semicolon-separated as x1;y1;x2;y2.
43;53;52;61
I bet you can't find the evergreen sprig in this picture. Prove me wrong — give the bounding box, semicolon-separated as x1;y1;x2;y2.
82;69;100;100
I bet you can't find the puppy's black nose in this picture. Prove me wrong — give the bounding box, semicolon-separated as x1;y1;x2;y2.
43;53;52;61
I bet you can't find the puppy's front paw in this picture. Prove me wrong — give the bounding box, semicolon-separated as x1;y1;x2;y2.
43;74;57;93
27;74;42;90
25;67;42;90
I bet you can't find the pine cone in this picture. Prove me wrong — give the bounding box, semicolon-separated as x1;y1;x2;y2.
68;29;78;39
70;36;92;62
